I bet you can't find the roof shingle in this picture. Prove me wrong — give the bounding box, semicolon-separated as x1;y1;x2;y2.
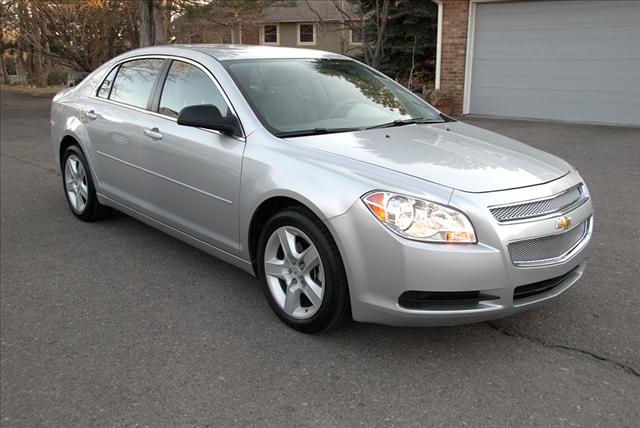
257;0;361;23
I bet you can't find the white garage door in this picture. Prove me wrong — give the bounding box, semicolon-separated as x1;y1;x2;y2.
469;0;640;126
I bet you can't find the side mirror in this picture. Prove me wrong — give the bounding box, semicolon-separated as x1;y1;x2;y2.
177;104;240;136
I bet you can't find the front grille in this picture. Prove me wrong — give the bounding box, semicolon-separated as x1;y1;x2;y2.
508;219;589;266
514;267;578;300
491;185;583;222
398;290;499;310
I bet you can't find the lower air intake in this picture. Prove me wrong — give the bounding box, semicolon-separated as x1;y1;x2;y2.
398;290;499;310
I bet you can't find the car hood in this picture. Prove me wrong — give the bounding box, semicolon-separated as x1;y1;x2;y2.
286;121;570;193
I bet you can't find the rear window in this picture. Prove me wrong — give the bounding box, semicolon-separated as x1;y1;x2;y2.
97;66;118;99
108;59;164;109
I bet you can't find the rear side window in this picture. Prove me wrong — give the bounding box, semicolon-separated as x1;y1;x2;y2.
158;61;230;118
97;66;118;99
109;59;164;109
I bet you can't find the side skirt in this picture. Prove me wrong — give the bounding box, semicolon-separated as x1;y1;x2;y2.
97;193;256;276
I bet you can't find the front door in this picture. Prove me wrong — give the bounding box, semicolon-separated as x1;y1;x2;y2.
141;60;245;254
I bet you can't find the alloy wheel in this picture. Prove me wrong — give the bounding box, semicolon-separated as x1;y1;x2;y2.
263;226;325;319
64;154;89;213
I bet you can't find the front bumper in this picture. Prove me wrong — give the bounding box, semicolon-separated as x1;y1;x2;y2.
326;172;593;326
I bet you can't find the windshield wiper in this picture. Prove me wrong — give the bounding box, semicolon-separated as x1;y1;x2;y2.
365;117;444;130
275;119;444;137
275;127;358;138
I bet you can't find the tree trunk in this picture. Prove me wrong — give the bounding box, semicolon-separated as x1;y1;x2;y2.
37;10;51;87
15;46;29;84
15;0;46;87
0;26;7;84
138;0;152;47
372;0;390;69
41;40;51;87
0;53;8;84
152;0;167;45
31;7;46;88
32;47;43;87
0;28;8;84
407;34;417;88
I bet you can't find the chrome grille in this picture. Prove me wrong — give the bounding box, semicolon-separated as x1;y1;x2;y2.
508;219;589;266
491;186;583;222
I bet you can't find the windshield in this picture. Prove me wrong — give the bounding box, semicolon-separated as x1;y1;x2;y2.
224;58;442;137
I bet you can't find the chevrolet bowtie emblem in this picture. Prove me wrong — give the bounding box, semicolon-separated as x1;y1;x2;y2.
555;216;572;230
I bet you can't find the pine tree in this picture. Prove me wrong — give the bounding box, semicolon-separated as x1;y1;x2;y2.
359;0;438;87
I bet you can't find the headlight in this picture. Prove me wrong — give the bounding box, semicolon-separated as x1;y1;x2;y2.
362;191;477;243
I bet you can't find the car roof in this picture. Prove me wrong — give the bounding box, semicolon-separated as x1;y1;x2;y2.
126;44;347;62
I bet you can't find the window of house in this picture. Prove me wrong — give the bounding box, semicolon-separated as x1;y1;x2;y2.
262;24;278;45
108;59;164;109
350;26;363;45
158;61;230;119
297;23;315;45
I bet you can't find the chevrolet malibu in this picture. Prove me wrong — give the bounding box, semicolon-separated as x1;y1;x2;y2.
50;45;593;333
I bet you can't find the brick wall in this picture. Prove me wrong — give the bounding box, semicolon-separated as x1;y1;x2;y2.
440;0;470;114
242;23;259;44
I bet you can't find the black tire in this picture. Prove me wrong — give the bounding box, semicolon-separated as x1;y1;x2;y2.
61;145;112;222
257;207;350;333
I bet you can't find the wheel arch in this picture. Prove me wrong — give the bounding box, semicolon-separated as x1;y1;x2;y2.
246;193;339;273
57;128;101;190
59;134;81;168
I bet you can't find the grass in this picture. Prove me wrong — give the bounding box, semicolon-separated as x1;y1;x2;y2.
0;83;65;97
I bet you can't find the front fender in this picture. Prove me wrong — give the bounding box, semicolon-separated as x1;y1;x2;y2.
238;129;454;257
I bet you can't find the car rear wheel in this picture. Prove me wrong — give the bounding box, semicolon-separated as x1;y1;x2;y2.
62;145;112;221
257;207;350;333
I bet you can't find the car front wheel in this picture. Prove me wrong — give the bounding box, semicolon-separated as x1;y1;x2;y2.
257;207;350;333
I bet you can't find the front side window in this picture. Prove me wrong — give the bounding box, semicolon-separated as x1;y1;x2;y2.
109;59;164;109
158;61;230;119
298;24;315;45
262;24;278;44
224;58;441;136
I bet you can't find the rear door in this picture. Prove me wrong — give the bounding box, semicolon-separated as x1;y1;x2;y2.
87;58;165;209
140;59;245;254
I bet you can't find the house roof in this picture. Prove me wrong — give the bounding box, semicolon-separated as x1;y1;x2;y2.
256;0;361;23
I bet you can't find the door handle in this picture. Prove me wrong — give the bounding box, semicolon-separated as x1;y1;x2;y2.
144;128;163;140
85;110;97;120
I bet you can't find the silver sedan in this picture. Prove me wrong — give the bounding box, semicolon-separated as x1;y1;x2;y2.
50;45;593;333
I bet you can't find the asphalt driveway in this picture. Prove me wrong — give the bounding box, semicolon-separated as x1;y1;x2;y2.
1;90;639;426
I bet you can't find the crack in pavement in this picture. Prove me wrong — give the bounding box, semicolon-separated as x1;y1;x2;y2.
487;321;640;378
0;152;59;175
